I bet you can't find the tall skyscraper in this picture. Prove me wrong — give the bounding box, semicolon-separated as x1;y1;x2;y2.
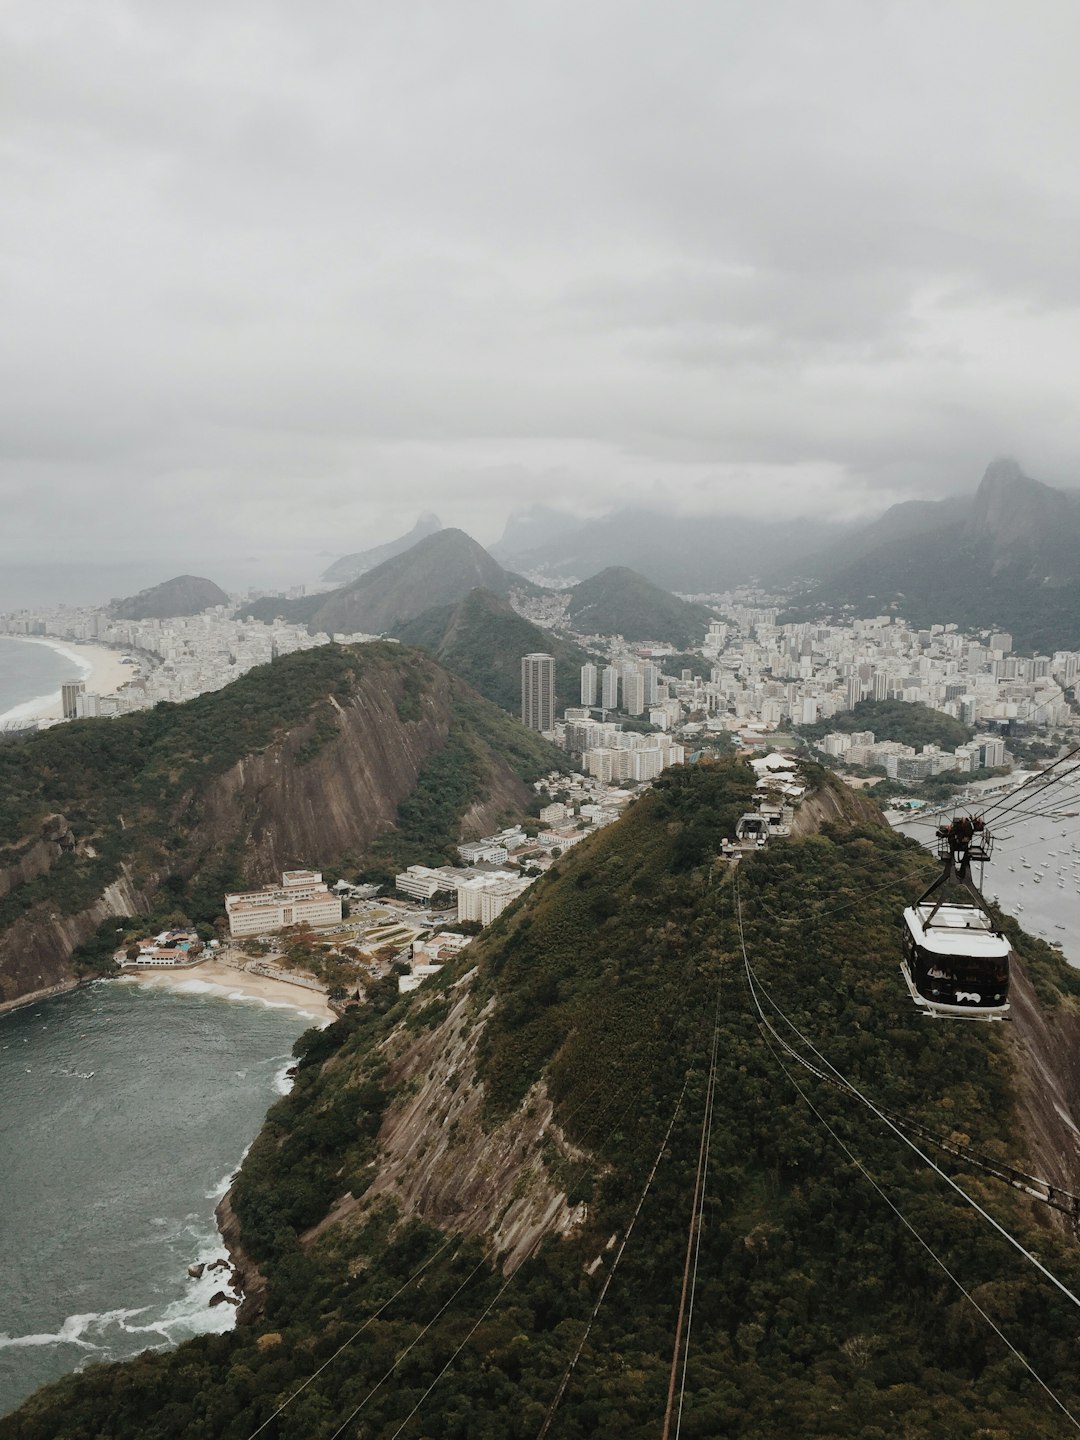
61;680;86;720
642;662;659;706
601;664;620;711
580;662;598;707
623;672;646;716
521;653;556;732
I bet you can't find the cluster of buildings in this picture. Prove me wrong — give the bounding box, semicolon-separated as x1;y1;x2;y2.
815;729;1008;780
395;863;534;923
696;611;1077;737
224;870;343;938
557;715;686;781
0;601;378;721
114;929;205;967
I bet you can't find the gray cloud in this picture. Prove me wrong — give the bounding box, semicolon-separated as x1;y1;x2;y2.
4;0;1080;576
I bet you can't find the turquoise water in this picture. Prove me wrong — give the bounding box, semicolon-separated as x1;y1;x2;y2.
0;981;314;1417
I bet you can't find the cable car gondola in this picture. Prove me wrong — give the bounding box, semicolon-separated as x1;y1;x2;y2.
901;816;1010;1021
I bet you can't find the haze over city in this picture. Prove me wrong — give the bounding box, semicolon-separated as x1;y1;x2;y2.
6;1;1080;575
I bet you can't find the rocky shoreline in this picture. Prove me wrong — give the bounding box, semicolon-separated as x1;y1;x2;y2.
214;1187;269;1324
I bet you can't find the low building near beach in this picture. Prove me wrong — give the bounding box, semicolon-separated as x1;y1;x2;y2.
115;929;202;967
225;870;343;937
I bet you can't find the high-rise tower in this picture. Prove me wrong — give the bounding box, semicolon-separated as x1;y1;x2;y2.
521;652;556;732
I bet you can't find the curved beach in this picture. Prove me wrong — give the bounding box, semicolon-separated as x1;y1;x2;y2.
0;637;135;727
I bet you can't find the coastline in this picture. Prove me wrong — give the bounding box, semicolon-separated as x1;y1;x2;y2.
0;976;85;1020
122;958;335;1024
0;636;135;727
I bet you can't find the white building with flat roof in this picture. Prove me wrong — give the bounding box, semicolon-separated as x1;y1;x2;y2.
225;870;342;937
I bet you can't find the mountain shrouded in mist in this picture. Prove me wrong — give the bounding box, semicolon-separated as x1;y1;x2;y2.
788;459;1080;651
493;504;852;589
321;514;443;584
244;529;533;635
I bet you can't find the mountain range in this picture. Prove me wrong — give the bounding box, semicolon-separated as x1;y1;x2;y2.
247;528;712;657
244;529;532;635
788;459;1080;651
492;503;851;590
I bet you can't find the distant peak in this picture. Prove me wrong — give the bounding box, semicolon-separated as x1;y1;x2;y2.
979;457;1027;490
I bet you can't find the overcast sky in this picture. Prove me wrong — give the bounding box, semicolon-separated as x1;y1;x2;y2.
4;1;1080;579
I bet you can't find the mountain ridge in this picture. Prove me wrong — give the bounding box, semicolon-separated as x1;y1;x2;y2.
321;514;443;584
395;587;594;716
243;528;534;636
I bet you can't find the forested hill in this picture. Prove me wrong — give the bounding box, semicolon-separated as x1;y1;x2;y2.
109;574;228;620
395;587;594;716
11;762;1080;1438
566;565;713;647
0;643;562;1009
243;529;533;636
798;697;973;750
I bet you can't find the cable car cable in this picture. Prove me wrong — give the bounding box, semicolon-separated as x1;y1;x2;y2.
754;1023;1080;1433
661;932;725;1440
324;1059;679;1440
533;1069;693;1440
734;874;1080;1316
243;1051;655;1440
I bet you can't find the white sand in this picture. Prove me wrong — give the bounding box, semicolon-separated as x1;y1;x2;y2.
125;958;335;1024
0;637;138;725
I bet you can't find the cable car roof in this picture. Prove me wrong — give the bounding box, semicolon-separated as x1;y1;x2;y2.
904;904;1011;959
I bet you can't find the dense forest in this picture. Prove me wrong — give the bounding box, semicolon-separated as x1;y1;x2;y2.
798;698;973;751
8;762;1080;1438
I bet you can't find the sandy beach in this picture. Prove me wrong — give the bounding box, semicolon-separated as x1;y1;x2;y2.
124;957;335;1024
0;636;136;725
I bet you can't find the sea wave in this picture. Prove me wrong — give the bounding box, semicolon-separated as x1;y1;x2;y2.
0;1242;238;1359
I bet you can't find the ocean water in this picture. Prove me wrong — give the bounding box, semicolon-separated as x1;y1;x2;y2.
0;981;315;1417
0;637;87;726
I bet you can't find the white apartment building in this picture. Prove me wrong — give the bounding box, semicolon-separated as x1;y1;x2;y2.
601;665;620;710
395;865;464;900
225;870;342;937
456;874;532;924
580;663;598;708
537;827;586;851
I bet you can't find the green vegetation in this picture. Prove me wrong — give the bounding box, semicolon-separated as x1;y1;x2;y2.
363;692;569;883
395;588;595;716
799;697;973;751
566;566;713;648
11;763;1080;1437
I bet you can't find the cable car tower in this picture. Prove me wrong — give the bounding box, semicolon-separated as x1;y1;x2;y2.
901;816;1011;1020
